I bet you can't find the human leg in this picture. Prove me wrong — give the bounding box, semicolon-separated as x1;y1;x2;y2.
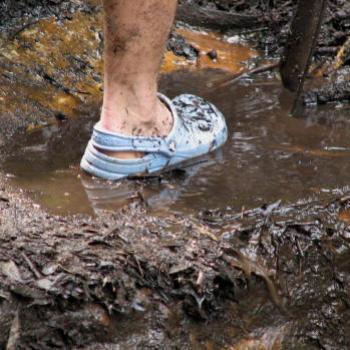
81;0;228;180
101;0;177;159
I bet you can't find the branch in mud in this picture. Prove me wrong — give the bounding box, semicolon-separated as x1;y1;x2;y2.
211;61;280;89
317;36;350;77
176;3;267;31
303;81;350;106
42;73;90;96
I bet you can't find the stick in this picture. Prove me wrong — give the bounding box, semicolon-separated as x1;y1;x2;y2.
21;252;42;279
214;61;279;89
280;0;328;113
176;3;265;31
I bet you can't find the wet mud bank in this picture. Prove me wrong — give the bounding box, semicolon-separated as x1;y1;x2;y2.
1;177;350;349
1;1;350;349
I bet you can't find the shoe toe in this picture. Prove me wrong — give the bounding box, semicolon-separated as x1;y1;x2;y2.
172;94;228;154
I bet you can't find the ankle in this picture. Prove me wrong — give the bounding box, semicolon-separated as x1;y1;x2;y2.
101;98;172;137
101;103;157;134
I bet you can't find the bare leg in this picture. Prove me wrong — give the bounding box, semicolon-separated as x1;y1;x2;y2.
101;0;177;159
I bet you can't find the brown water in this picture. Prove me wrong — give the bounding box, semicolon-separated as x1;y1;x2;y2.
3;69;350;216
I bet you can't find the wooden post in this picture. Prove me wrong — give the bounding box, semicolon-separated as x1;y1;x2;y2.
280;0;328;93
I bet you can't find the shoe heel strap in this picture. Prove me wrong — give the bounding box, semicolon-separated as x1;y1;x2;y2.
91;128;167;154
92;94;178;156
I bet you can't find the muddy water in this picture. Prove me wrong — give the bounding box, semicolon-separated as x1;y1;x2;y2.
3;69;350;217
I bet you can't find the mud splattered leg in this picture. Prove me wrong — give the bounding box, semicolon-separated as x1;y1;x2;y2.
101;0;177;159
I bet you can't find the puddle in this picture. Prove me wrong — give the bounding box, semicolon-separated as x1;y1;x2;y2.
164;28;257;73
3;69;350;216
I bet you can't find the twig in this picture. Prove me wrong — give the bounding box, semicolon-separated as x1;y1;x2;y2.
330;36;350;74
21;252;42;279
6;308;20;350
213;61;279;89
7;20;40;41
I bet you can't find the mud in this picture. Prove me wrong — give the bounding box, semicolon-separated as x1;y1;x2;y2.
1;164;350;349
0;0;98;29
1;1;350;349
1;166;350;348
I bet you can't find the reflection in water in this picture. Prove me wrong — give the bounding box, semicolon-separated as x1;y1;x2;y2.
81;153;222;214
3;70;350;216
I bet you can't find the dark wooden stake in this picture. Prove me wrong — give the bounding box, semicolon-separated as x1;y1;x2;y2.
280;0;328;111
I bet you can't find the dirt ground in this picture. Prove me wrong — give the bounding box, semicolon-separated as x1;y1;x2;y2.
1;170;350;349
1;1;350;349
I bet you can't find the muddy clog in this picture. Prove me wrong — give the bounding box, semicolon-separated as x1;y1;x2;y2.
80;94;228;180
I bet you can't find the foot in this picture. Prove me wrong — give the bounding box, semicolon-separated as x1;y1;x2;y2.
99;97;173;159
81;94;228;181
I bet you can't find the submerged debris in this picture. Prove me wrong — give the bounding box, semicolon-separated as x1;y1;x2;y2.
303;81;350;105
